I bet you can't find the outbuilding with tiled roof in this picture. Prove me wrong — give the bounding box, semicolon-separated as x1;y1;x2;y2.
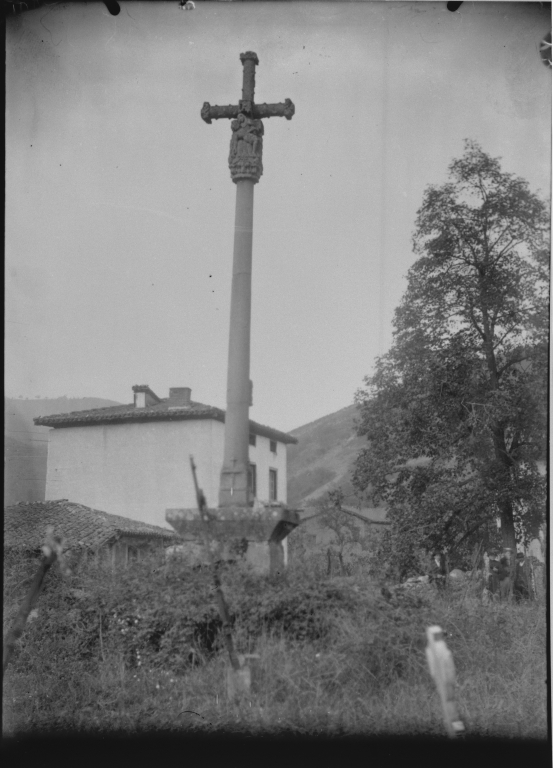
5;500;177;566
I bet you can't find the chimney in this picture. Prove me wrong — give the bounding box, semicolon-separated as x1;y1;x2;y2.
169;387;192;406
132;385;161;408
134;391;146;408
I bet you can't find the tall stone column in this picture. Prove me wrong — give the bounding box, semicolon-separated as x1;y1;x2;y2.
219;178;254;506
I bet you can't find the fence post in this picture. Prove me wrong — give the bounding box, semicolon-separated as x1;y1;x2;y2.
426;625;465;737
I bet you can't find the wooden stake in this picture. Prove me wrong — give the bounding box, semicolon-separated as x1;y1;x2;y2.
3;527;65;676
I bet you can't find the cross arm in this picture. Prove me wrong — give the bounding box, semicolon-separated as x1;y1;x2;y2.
201;103;240;124
254;99;295;120
201;98;295;124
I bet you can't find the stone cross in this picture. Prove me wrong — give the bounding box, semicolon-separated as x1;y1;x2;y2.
202;51;294;184
202;52;295;507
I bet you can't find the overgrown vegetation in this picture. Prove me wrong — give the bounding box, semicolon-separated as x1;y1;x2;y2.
3;550;547;737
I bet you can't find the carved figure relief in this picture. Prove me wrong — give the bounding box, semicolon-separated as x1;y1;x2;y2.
228;113;264;183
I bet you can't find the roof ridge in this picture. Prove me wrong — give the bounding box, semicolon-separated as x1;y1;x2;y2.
34;400;297;443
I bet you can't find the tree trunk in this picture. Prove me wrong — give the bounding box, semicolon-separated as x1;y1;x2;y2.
498;496;517;601
499;497;517;554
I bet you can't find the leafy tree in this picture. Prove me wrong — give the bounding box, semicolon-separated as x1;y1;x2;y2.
353;141;548;574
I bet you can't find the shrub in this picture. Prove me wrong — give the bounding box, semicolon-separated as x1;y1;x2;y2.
4;552;430;676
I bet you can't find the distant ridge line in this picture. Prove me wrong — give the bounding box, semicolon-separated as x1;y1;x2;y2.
289;403;357;435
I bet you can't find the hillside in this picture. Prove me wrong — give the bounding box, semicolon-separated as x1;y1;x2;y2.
286;404;369;507
4;397;122;506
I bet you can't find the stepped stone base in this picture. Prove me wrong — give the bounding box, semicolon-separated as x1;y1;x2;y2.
165;504;300;576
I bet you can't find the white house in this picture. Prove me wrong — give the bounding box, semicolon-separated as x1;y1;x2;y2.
35;385;297;530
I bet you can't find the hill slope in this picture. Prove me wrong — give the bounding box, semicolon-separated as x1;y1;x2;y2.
286;404;368;507
4;397;122;505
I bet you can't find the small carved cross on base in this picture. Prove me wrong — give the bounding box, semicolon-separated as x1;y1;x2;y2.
201;51;295;183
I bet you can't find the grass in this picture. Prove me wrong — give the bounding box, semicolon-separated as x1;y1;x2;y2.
2;557;548;738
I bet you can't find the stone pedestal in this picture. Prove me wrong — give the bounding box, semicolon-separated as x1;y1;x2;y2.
166;504;299;575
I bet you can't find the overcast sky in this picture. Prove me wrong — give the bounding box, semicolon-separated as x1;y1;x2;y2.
6;1;551;432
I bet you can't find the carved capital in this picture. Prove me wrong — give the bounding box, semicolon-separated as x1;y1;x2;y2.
228;113;264;184
230;160;263;184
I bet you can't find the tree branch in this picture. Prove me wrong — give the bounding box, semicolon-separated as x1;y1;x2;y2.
488;224;512;253
492;325;521;352
450;518;487;553
491;238;525;266
496;354;531;378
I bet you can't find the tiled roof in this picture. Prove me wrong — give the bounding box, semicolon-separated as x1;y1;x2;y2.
34;399;297;444
4;500;177;552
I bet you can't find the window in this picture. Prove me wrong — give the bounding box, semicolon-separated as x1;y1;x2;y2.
249;433;256;447
269;469;278;501
248;463;257;498
270;440;277;454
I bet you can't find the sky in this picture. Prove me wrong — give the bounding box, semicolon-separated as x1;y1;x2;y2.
6;1;551;432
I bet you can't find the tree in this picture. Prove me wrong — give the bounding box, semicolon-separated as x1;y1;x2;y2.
353;141;549;574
